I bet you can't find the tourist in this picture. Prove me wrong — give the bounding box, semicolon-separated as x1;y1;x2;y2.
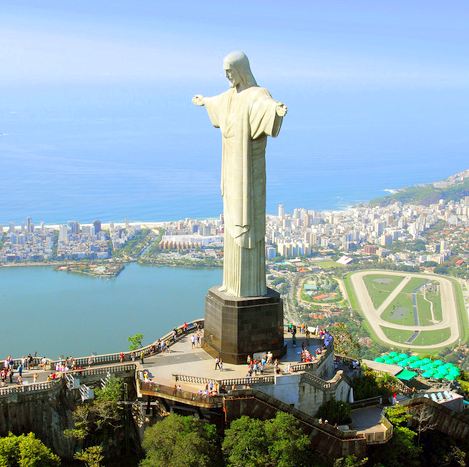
131;352;136;362
8;369;13;384
18;362;23;378
247;355;251;365
219;358;224;371
119;352;125;363
33;373;38;383
183;322;188;333
191;334;196;349
140;351;145;364
214;357;220;370
87;356;94;367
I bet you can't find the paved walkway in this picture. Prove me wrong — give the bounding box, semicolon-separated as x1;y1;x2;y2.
140;332;323;392
2;331;324;394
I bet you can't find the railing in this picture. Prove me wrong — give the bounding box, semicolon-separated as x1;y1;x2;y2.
70;363;137;378
290;344;333;373
350;395;383;409
0;379;62;397
138;378;223;408
173;374;275;387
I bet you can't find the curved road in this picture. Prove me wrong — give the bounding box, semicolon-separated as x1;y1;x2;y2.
350;270;460;349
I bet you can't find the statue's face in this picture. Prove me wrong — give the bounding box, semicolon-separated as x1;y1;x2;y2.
224;65;240;88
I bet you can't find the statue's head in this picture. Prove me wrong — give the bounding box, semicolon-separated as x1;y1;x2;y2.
223;51;257;90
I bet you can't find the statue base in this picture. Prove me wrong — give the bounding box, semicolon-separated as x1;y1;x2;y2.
203;286;285;365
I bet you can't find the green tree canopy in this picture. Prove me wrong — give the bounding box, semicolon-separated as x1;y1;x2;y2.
0;432;60;467
128;333;144;351
140;414;221;467
222;412;311;467
316;399;351;425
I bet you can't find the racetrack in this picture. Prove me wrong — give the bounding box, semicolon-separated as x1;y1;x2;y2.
349;270;460;349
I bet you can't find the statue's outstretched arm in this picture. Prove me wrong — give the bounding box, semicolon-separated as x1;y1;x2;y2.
192;95;205;106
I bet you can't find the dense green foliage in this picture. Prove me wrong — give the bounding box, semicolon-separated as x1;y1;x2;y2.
329;322;360;358
128;333;144;351
222;412;311;467
369;405;422;467
140;414;221;467
333;455;368;467
371;177;469;207
352;366;398;401
316;400;351;425
64;376;124;460
0;432;60;467
74;445;104;467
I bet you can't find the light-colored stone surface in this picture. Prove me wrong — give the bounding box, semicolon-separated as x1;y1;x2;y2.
140;332;321;391
350;270;460;348
193;51;287;297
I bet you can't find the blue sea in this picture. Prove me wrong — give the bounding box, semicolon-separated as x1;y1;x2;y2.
0;83;468;225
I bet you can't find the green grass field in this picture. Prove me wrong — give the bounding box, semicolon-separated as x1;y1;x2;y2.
381;293;416;326
346;270;467;351
380;277;440;327
381;327;415;344
380;326;451;346
362;273;405;308
412;328;451;346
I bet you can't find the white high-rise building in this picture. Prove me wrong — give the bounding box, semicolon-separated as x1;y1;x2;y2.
278;203;285;219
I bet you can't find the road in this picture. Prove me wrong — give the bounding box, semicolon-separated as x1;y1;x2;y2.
349;270;460;349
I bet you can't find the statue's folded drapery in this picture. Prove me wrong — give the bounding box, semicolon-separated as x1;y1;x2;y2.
203;86;283;297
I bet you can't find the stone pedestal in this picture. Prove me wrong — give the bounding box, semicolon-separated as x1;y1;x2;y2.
203;286;285;364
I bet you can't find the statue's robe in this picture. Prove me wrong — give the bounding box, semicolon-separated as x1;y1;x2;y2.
204;86;283;297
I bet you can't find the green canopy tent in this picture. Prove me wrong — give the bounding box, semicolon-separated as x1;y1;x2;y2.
409;361;423;369
397;369;417;381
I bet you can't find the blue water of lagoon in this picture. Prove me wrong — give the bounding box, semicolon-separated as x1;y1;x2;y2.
0;263;221;359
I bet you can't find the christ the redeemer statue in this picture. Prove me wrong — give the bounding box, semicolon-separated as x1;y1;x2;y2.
193;51;287;298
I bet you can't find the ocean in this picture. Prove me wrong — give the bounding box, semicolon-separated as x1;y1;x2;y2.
0;83;468;225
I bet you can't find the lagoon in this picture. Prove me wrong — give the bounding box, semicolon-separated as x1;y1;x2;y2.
0;263;221;359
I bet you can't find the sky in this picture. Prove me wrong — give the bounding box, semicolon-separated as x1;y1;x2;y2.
1;1;469;87
0;1;468;223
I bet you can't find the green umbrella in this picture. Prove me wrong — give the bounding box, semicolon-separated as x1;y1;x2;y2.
449;369;460;376
422;370;435;378
408;355;420;362
420;358;431;364
444;375;456;381
410;361;423;369
389;351;398;357
398;353;408;359
438;367;449;375
420;363;432;371
433;373;445;380
433;360;444;365
375;357;385;363
429;361;441;368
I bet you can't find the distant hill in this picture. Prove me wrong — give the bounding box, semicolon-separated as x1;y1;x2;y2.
370;169;469;207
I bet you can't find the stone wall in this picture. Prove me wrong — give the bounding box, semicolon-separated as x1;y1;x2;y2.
0;382;76;458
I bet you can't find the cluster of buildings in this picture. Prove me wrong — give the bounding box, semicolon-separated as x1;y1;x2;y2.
0;219;55;262
1;192;467;268
56;220;110;260
0;219;111;262
266;197;469;266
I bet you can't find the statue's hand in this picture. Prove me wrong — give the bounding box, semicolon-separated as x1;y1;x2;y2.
276;102;288;117
192;95;205;106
